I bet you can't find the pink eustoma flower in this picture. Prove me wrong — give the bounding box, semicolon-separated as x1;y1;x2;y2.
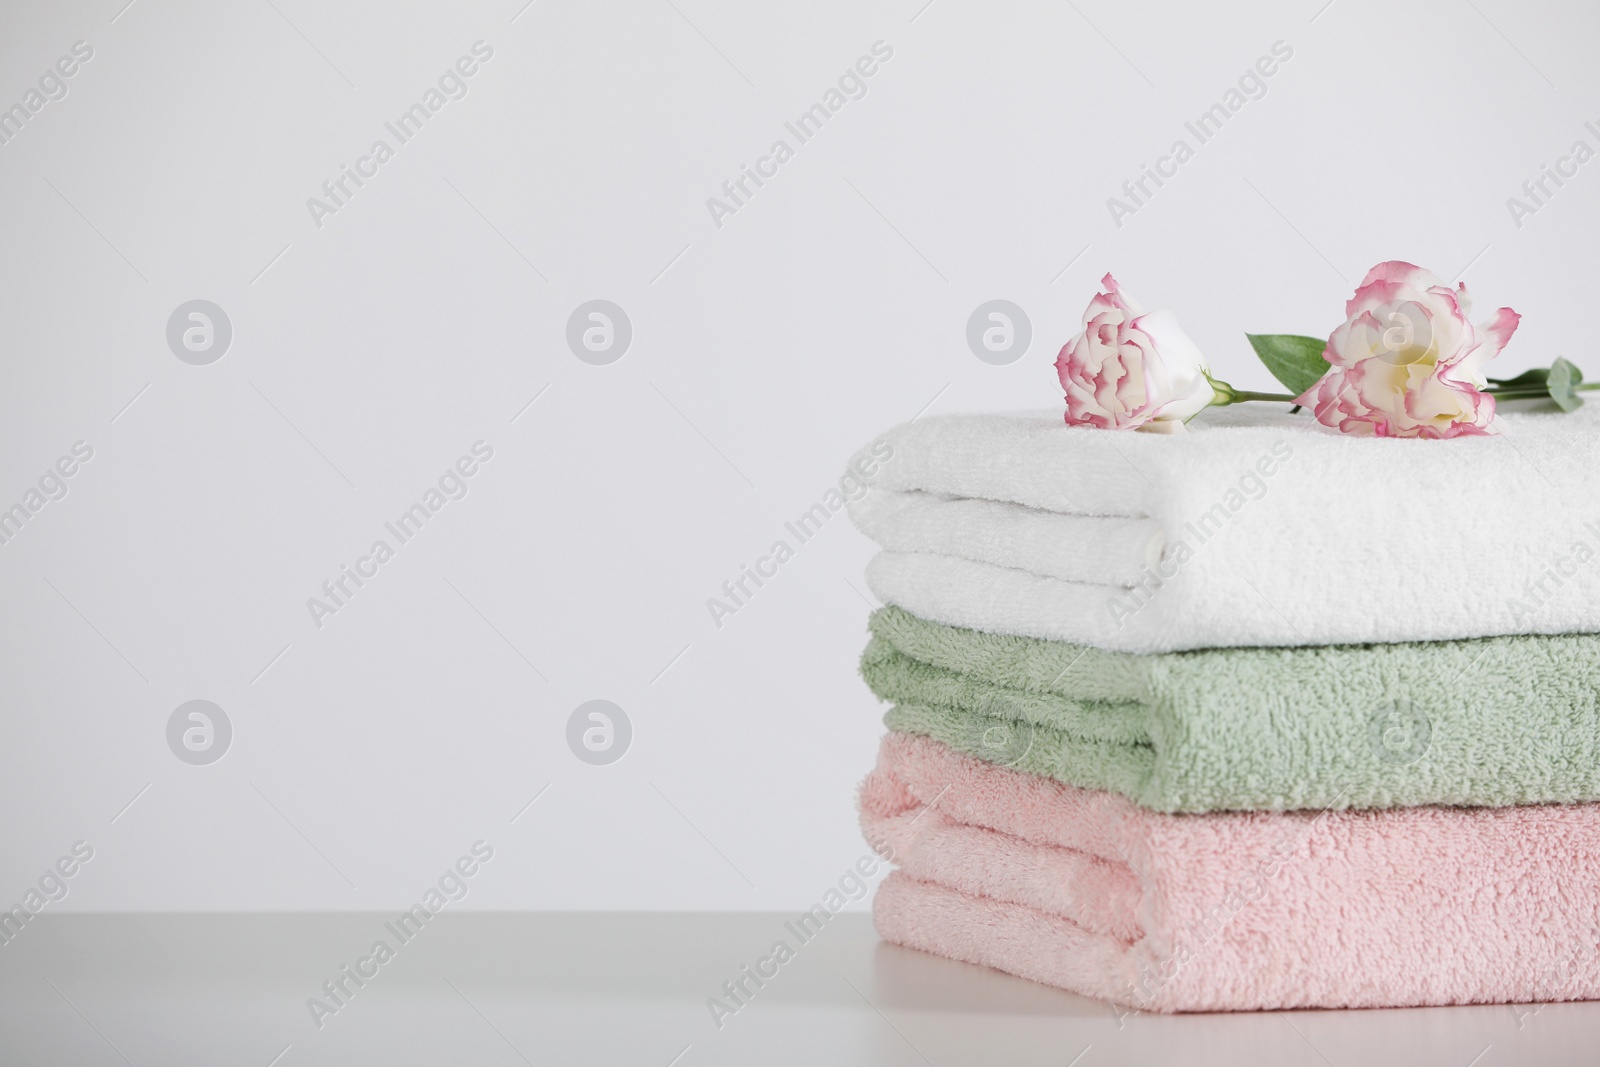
1056;274;1214;431
1297;261;1520;438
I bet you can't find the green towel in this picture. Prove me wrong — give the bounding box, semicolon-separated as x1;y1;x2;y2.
862;606;1600;813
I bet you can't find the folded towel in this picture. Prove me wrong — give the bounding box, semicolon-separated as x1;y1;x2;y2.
862;732;1600;1012
850;405;1600;652
849;488;1164;586
863;605;1600;812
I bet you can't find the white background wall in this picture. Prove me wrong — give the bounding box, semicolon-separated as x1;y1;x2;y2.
2;0;1596;912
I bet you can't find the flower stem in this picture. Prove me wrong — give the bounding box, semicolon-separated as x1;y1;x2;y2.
1202;372;1302;408
1225;389;1300;404
1488;383;1600;399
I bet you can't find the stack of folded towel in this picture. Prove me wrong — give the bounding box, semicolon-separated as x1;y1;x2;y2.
847;404;1600;1012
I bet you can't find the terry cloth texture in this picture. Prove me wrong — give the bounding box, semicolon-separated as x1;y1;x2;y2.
862;604;1600;813
861;732;1600;1012
847;404;1600;653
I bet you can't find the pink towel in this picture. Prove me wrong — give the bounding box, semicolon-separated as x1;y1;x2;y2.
862;732;1600;1012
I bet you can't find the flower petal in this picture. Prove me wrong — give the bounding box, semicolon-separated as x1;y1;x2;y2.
1451;307;1520;387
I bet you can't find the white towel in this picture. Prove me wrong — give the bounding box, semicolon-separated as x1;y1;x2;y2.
849;490;1163;585
848;404;1600;652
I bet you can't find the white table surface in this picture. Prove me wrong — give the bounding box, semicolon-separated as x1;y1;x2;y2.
0;913;1594;1066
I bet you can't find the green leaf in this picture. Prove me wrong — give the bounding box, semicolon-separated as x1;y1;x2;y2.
1245;334;1331;397
1487;368;1549;389
1549;357;1584;412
